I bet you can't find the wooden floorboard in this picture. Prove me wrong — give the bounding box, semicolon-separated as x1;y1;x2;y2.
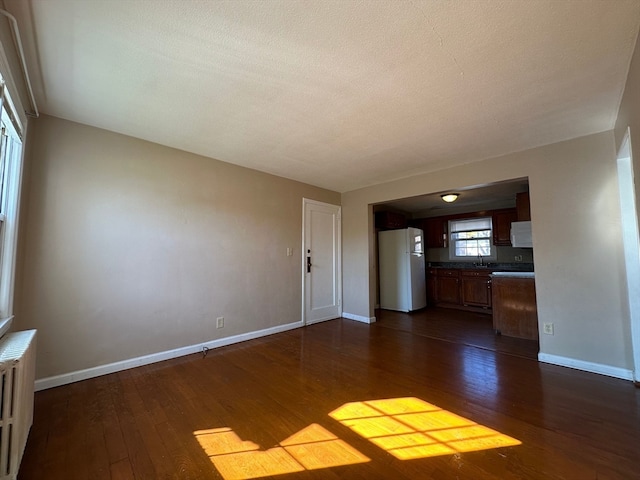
19;315;640;480
375;307;540;360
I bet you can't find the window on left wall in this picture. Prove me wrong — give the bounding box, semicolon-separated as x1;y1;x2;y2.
0;79;24;336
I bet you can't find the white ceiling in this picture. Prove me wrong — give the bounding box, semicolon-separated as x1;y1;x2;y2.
8;0;640;193
378;178;530;217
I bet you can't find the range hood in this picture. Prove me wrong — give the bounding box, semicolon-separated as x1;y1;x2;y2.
511;221;533;248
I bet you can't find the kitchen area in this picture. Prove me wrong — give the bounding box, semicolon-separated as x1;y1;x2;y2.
374;179;539;348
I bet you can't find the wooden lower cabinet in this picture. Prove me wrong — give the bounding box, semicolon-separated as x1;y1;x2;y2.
426;268;438;305
461;271;492;308
435;269;460;306
428;268;492;313
492;276;538;340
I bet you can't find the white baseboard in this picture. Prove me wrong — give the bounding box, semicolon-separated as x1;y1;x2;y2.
35;320;304;391
342;312;376;324
538;353;634;381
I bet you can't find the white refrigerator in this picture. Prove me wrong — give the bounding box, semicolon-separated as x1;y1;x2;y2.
378;227;427;312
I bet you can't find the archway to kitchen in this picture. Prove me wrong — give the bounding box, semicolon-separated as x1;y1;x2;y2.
371;178;539;359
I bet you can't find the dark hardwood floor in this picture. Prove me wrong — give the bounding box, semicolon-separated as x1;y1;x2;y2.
375;307;540;360
19;312;640;480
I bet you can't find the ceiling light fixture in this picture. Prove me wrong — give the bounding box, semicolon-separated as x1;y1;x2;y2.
440;193;459;203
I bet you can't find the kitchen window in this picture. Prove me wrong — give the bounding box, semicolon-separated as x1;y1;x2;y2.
449;217;496;261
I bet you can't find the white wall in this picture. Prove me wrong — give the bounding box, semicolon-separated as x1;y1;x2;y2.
14;28;640;382
14;115;339;379
615;27;640;213
342;131;633;373
613;26;640;381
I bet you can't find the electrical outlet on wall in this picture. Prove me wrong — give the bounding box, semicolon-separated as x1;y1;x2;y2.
543;322;554;335
216;316;224;329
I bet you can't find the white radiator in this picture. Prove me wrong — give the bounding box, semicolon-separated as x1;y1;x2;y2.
0;330;36;480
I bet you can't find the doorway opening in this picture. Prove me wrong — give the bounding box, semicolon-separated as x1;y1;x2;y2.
372;178;539;358
616;128;640;384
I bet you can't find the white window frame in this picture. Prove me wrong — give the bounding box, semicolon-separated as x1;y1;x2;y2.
448;217;497;262
0;81;24;337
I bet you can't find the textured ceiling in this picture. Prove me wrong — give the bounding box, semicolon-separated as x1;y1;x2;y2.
8;0;640;192
378;178;530;217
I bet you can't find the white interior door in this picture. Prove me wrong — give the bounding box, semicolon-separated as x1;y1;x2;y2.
303;199;341;325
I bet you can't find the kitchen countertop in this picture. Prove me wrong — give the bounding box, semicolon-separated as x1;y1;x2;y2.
427;262;534;272
490;271;535;278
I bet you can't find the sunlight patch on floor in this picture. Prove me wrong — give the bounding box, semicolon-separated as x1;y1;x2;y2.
194;397;520;479
194;423;369;480
329;397;521;460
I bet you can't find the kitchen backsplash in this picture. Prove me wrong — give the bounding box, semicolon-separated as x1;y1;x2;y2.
425;246;534;264
427;261;534;272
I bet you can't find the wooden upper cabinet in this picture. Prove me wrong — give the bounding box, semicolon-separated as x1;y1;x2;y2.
375;211;407;230
492;209;517;246
415;204;524;249
424;217;447;248
516;192;531;221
